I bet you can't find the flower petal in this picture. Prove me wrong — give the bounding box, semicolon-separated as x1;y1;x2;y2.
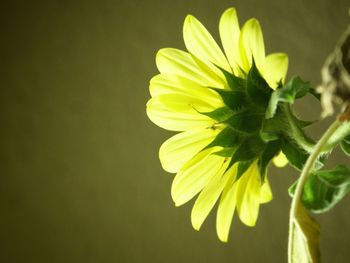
238;18;265;73
235;161;262;227
146;96;215;131
219;8;241;75
183;15;232;73
149;74;224;108
159;126;223;173
263;53;288;89
273;150;289;167
259;179;273;204
171;147;225;206
216;164;238;242
156;48;226;89
191;158;230;230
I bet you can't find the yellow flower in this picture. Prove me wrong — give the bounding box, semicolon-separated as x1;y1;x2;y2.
146;7;288;242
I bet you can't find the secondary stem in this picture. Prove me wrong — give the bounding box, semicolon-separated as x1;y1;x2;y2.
287;118;342;263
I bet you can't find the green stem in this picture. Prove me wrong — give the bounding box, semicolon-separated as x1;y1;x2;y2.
287;118;342;263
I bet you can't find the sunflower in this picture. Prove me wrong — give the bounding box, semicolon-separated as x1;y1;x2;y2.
146;7;288;242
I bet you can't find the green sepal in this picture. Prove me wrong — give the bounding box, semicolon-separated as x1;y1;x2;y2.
266;76;310;119
235;160;254;182
280;137;308;171
225;110;264;133
246;60;272;108
231;135;266;164
205;127;241;149
210;88;246;111
260;108;288;141
295;117;316;128
258;140;281;179
260;130;280;142
281;137;325;171
198;107;235;122
217;67;246;91
289;165;350;213
213;147;235;157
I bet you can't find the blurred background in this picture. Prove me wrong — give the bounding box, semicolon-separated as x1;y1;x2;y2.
1;0;350;262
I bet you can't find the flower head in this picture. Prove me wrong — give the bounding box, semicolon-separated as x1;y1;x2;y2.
147;7;288;242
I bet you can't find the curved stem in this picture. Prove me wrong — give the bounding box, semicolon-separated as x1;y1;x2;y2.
287;118;342;263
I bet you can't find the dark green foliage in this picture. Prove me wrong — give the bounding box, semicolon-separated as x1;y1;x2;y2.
258;140;281;179
225;110;264;133
246;60;272;108
280;137;309;171
210;88;246;111
289;165;350;213
205;127;241;149
340;135;350;157
266;76;310;119
199;107;234;122
231;135;266;164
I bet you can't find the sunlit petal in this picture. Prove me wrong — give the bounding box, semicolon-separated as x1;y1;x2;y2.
184;15;232;73
263;53;288;89
159;127;222;173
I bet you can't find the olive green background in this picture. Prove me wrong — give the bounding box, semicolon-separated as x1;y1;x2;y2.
1;0;350;262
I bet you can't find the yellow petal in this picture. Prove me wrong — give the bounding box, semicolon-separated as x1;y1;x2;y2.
219;8;241;75
216;164;238;242
259;179;273;204
191;158;230;230
273;151;289;167
146;96;214;131
149;74;224;108
171;147;225;206
156;48;226;89
238;18;265;73
183;15;232;73
159;126;222;173
235;161;262;227
263;53;289;89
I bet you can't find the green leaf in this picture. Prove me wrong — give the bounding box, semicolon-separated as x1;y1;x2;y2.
343;134;350;144
231;135;266;164
210;88;246;111
289;165;350;213
205;127;241;149
225;110;264;133
258;140;281;178
308;87;321;101
198;107;235;122
266;76;310;119
341;134;350;156
322;121;350;152
340;140;350;157
290;206;320;263
246;60;272;108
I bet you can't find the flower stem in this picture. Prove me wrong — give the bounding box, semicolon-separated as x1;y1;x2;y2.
287;118;342;263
